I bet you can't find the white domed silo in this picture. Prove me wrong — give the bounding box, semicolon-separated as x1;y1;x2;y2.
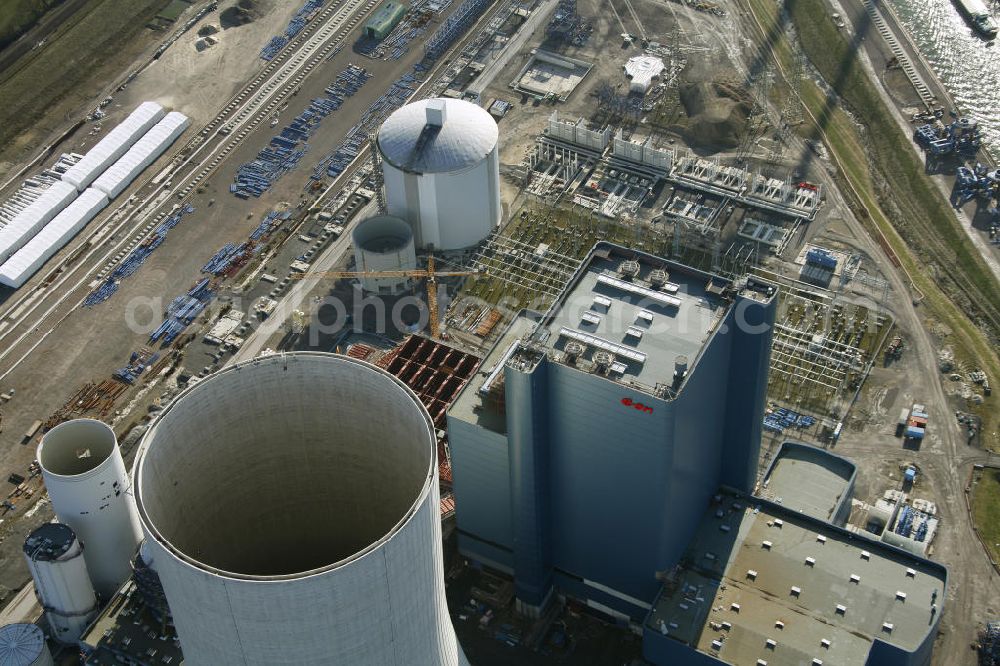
132;352;467;666
377;98;500;251
0;623;53;666
22;523;98;644
352;215;417;295
37;419;143;599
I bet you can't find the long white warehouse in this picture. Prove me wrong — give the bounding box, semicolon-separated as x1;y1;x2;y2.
133;352;468;666
0;188;108;288
0;181;78;265
91;112;190;200
61;102;165;191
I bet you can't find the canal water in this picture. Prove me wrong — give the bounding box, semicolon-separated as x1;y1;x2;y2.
887;0;1000;162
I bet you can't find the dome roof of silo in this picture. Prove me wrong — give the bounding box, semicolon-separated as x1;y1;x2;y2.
377;98;498;174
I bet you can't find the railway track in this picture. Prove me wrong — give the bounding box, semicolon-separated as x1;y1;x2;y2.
0;0;378;374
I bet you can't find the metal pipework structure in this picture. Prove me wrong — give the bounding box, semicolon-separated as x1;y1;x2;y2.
37;419;143;599
132;352;467;666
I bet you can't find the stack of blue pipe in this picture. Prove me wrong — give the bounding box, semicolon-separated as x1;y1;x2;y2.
149;278;214;345
260;0;328;60
202;242;252;276
233;65;371;198
113;350;161;384
84;205;195;307
315;74;416;181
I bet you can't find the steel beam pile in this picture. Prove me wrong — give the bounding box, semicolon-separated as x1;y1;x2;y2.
260;0;327;60
149;278;214;345
83;204;195;307
424;0;492;61
232;65;371;198
202;241;255;277
763;407;815;434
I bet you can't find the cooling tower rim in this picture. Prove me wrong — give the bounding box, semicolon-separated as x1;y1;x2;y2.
132;352;438;583
37;418;118;481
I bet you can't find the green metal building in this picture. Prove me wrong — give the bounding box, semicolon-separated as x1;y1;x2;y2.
364;1;408;41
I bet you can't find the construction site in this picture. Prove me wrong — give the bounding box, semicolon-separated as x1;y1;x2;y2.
0;0;996;662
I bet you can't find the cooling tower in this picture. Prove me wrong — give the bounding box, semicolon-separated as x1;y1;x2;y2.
37;419;143;599
23;523;97;643
132;352;466;666
352;215;417;295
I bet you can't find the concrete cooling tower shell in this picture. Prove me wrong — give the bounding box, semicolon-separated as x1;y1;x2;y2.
133;352;466;666
377;98;501;251
37;419;143;599
352;215;417;295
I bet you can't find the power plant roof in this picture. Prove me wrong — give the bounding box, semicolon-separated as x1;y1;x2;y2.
377;98;498;174
647;489;946;663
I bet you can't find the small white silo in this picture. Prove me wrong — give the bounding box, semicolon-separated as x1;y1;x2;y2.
377;98;501;251
22;523;98;644
37;419;143;599
0;623;54;666
352;215;417;295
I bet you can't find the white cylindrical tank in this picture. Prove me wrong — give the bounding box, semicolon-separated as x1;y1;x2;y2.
22;523;98;644
133;352;467;666
352;215;417;295
377;98;501;251
0;623;54;666
37;420;143;599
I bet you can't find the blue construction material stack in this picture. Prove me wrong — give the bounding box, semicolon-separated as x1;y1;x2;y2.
84;205;195;307
895;505;913;537
202;242;253;276
249;211;284;241
762;407;815;433
953;164;1000;207
424;0;492;61
260;36;288;61
113;349;161;384
260;0;327;60
233;65;370;198
805;248;837;270
314;73;416;181
149;278;214;345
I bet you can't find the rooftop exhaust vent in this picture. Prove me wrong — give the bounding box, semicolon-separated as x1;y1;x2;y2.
619;260;640;279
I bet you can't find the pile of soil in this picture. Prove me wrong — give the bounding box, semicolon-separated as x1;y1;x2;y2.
198;23;219;37
220;0;265;29
678;80;752;150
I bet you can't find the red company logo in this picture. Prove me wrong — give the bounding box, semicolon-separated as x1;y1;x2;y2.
621;397;653;414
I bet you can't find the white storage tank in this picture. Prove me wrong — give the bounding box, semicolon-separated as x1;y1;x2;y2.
22;523;98;644
133;352;467;666
377;98;500;251
352;215;417;295
37;419;143;599
0;624;53;666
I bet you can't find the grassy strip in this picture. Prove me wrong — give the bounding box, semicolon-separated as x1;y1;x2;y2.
743;0;1000;449
0;0;169;153
0;0;62;51
785;0;1000;323
971;468;1000;569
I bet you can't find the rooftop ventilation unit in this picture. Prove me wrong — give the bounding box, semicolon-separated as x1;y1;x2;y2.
619;260;640;279
673;355;689;387
564;341;585;364
649;268;668;287
593;350;614;373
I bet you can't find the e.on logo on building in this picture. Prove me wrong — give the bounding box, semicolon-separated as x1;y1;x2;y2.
621;397;653;414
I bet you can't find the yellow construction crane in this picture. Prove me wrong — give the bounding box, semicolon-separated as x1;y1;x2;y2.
290;255;476;338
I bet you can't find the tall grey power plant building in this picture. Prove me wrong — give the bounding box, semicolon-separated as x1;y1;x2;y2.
132;352;467;666
447;243;778;619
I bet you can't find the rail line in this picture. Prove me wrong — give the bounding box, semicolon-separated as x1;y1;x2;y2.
0;0;378;374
